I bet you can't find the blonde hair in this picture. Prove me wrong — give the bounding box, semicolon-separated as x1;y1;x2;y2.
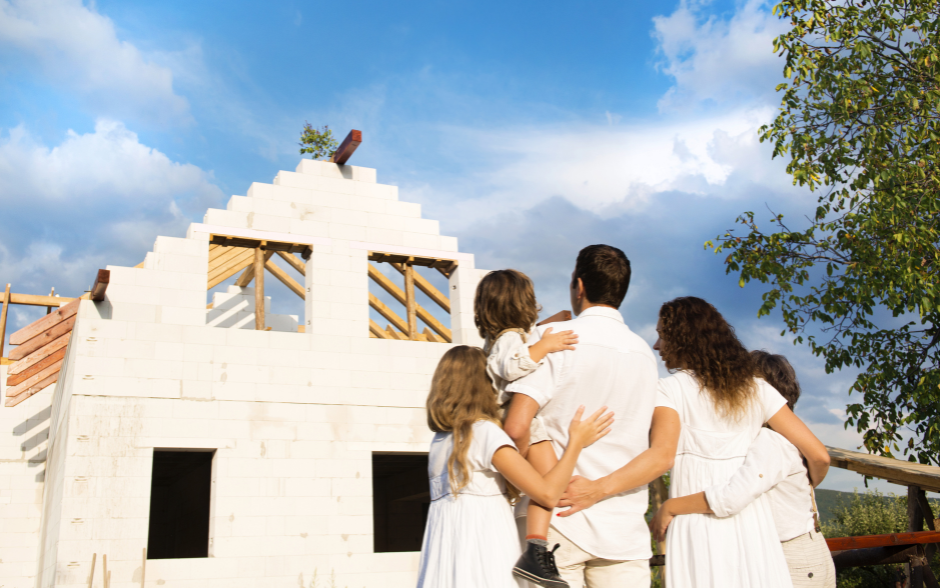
426;346;503;495
474;269;540;343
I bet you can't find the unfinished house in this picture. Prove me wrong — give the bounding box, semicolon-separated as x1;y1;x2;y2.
0;132;489;588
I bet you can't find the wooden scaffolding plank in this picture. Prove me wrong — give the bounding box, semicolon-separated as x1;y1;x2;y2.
276;251;306;276
8;332;70;376
385;325;408;340
10;298;80;346
208;248;254;282
391;262;450;312
828;446;940;493
208;245;245;272
0;293;73;307
8;316;76;361
0;283;9;358
264;259;305;299
5;372;58;407
7;347;67;387
207;251;255;289
370;320;390;339
369;294;409;334
235;250;274;288
5;359;64;399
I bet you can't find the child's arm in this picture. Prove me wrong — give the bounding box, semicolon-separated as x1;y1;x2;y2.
493;406;613;508
503;393;540;457
528;327;578;363
649;493;712;542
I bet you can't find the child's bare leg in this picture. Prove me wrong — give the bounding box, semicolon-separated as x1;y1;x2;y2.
525;441;558;541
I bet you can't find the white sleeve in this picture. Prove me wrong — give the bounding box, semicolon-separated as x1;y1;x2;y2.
487;331;544;384
704;431;792;517
506;346;561;408
756;379;789;422
655;377;680;412
475;421;517;473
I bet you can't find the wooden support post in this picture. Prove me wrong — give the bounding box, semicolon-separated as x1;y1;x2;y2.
332;129;362;164
404;260;417;340
0;283;9;359
141;548;146;588
88;553;96;588
909;485;926;588
254;245;265;331
103;553;109;588
46;287;54;315
650;476;668;586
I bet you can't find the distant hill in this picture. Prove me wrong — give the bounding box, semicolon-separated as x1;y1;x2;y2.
815;488;940;525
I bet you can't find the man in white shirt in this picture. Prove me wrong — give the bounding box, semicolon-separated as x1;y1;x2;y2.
504;244;676;588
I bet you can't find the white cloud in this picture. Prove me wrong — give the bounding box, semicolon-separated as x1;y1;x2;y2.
653;0;787;110
0;119;223;315
0;0;189;124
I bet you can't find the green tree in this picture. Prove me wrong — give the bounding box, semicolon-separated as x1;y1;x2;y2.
299;123;338;160
708;0;940;464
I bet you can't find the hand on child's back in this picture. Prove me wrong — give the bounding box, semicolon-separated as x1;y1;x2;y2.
568;405;614;449
541;327;578;353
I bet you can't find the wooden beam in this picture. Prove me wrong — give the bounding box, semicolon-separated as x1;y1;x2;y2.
332;129;362;165
134;262;144;269
423;327;444;343
276;250;306;276
404;262;417;340
370;320;390;339
827;446;940;493
207;246;245;274
369;293;409;334
5;371;57;407
8;316;76;361
385;325;408;340
208;250;255;289
5;359;64;399
391;262;450;312
826;530;940;552
0;293;74;307
235;250;274;288
368;263;452;342
90;269;110;302
8;332;70;376
10;298;80;346
0;283;9;358
46;287;55;315
6;347;66;387
264;259;305;299
254;246;265;330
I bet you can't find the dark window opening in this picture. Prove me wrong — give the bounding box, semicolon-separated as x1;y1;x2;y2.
147;450;213;559
372;453;430;552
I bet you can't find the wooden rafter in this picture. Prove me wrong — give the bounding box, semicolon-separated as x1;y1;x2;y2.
10;299;80;345
423;328;445;343
390;262;450;312
9;316;76;361
276;251;306;276
7;347;66;387
385;325;408;340
265;259;305;299
0;283;9;358
369;320;389;339
208;249;255;289
5;372;58;407
208;246;248;273
7;333;70;376
368;264;452;342
234;250;274;288
369;293;409;334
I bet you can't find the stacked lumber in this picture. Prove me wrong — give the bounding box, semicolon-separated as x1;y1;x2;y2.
3;298;78;407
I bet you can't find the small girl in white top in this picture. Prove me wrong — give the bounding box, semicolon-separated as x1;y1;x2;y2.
417;346;613;588
474;269;578;588
650;351;836;587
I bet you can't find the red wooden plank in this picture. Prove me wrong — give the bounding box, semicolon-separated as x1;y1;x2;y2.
6;347;67;387
9;298;80;345
4;359;63;399
332;130;362;165
8;332;70;376
826;530;940;551
5;372;58;407
90;269;110;301
8;316;76;361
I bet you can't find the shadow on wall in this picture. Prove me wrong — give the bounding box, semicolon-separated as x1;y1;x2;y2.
13;405;51;483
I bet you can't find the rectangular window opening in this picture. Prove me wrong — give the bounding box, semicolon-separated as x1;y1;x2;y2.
147;449;214;559
372;452;430;553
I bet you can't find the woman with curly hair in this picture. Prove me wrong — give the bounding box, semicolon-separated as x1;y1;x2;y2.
647;297;830;588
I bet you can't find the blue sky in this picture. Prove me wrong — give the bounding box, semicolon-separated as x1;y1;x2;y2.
0;0;914;494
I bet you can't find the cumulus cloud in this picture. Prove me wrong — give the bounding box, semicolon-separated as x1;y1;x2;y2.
653;0;787;110
0;0;190;124
0;119;223;328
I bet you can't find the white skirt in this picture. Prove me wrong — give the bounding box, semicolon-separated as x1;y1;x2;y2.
417;493;523;588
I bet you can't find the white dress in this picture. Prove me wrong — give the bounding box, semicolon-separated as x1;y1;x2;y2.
416;420;523;588
656;372;794;588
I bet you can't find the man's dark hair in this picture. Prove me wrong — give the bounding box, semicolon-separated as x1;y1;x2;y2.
572;245;631;308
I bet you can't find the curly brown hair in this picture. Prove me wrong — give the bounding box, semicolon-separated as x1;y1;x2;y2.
658;297;756;419
751;350;801;411
426;346;503;494
474;269;540;342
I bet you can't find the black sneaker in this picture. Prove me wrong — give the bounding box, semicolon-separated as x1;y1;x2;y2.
512;542;569;588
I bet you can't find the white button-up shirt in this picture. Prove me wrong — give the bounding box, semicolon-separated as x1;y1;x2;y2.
507;306;658;561
704;428;817;542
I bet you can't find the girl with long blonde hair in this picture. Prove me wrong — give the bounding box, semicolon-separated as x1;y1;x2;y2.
417;346;612;588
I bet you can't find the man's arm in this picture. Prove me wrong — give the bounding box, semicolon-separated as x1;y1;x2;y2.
557;406;680;517
504;394;540;458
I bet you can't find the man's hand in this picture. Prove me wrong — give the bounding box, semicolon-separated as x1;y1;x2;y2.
556;475;606;517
